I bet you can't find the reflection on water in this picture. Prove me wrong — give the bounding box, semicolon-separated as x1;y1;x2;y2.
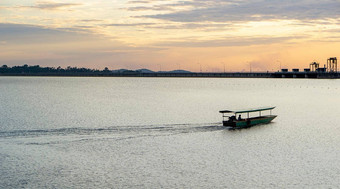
0;77;339;188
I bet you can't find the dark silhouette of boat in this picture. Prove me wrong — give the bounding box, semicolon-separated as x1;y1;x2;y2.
219;107;277;128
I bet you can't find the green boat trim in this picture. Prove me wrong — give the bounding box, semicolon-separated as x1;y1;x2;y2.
220;107;277;127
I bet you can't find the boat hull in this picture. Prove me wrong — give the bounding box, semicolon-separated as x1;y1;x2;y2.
223;115;277;128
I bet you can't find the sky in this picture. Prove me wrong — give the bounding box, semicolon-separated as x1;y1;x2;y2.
1;0;340;72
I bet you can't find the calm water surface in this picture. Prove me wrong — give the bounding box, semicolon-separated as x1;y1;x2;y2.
0;77;339;188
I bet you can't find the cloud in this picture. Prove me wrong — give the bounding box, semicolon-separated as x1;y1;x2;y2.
126;5;174;11
125;0;200;12
105;23;156;27
153;36;305;47
80;19;103;23
21;1;82;10
324;28;340;33
140;0;340;22
0;23;167;68
145;22;234;31
128;0;160;4
0;23;93;44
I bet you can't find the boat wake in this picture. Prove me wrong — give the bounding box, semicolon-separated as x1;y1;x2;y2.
0;123;226;141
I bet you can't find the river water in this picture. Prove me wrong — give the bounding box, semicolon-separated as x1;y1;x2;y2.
0;77;339;188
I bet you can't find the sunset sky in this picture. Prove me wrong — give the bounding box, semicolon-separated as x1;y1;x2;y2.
1;0;340;72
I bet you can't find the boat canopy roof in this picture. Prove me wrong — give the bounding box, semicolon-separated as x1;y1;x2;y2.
219;106;275;114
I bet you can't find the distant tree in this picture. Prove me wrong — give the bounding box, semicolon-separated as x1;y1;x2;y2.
0;64;117;75
104;67;110;72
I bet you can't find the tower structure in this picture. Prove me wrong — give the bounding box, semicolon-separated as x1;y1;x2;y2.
310;62;319;72
327;57;337;73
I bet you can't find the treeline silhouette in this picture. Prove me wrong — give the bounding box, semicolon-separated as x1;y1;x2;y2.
0;64;112;76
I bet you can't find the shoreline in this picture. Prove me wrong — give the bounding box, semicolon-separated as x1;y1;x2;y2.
1;72;339;79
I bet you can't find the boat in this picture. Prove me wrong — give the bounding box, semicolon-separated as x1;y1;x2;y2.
219;107;277;128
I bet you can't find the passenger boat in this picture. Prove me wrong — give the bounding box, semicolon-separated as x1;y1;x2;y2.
219;107;277;128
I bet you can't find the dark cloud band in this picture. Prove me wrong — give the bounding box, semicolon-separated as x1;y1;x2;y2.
134;0;340;22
